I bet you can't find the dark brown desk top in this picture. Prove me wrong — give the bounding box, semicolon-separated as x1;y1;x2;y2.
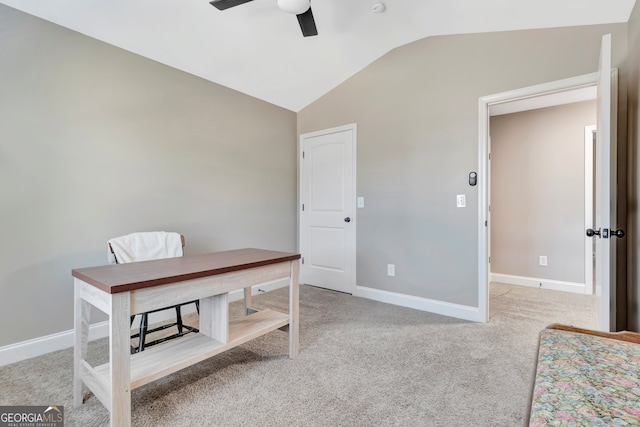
72;248;301;294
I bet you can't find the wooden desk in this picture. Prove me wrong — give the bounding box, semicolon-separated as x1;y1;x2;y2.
72;248;300;427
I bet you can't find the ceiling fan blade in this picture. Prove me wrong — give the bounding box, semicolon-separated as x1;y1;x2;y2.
209;0;254;11
296;7;318;37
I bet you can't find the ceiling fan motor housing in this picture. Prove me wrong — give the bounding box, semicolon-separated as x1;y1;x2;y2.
210;0;317;37
277;0;310;15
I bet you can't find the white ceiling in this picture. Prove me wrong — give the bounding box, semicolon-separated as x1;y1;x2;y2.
1;0;636;112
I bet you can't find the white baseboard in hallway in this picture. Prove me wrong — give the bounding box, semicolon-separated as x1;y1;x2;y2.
490;273;586;294
354;285;483;322
0;279;289;367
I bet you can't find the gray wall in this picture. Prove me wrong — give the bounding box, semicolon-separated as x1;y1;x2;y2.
0;5;297;347
628;1;640;331
490;101;596;284
298;24;628;309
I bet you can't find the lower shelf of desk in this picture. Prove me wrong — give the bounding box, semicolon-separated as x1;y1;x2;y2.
87;308;290;392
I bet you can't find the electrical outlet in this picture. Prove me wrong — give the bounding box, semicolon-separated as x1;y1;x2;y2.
539;256;548;266
387;264;395;276
456;194;466;208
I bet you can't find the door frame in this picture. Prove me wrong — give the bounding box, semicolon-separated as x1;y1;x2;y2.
298;123;358;293
585;125;597;295
478;72;607;322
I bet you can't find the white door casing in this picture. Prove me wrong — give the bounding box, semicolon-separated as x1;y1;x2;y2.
585;125;596;296
299;124;357;294
478;37;617;325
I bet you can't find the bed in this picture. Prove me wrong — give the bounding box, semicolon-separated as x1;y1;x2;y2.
527;324;640;426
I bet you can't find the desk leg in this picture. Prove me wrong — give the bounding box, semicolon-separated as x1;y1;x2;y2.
289;260;299;358
243;287;254;315
200;293;229;344
73;280;91;407
109;292;131;427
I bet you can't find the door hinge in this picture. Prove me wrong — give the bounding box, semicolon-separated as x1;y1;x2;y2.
301;257;304;264
302;151;305;159
488;256;491;263
302;204;305;211
485;220;488;227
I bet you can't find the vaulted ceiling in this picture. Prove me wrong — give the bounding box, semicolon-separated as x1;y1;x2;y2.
1;0;636;111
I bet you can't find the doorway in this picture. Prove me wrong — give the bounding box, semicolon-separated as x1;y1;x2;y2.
488;99;596;296
477;72;603;324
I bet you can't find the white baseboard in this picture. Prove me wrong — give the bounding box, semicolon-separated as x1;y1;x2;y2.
0;320;110;367
353;285;484;322
0;279;290;367
490;273;586;294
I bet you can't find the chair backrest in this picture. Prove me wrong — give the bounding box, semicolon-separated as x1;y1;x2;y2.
108;232;185;264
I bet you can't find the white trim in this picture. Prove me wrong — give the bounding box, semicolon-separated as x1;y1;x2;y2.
490;273;586;294
298;123;358;140
353;286;484;322
585;125;596;295
0;320;110;367
478;97;490;323
481;73;598;108
0;279;289;367
479;72;600;324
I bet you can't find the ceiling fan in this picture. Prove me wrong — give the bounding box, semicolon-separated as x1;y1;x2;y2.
210;0;318;37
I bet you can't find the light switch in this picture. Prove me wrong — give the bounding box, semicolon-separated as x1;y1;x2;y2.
357;197;365;208
456;194;466;208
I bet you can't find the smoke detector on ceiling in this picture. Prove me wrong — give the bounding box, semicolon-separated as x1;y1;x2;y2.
371;1;386;13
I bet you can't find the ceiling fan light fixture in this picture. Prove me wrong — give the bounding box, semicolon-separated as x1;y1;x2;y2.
277;0;310;15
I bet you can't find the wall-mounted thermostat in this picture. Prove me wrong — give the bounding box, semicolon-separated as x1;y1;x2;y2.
469;172;477;186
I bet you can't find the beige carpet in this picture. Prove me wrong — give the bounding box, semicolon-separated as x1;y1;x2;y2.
0;282;596;426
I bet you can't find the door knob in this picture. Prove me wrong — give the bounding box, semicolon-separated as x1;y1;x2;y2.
344;217;351;223
586;228;601;237
611;229;625;238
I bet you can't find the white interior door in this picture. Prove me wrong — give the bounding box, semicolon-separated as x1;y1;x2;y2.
593;33;618;332
299;124;356;294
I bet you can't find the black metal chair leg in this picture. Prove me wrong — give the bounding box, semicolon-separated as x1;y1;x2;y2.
195;300;200;314
130;315;137;354
139;313;148;352
175;306;183;333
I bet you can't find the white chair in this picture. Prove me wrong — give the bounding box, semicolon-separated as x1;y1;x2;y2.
108;231;199;353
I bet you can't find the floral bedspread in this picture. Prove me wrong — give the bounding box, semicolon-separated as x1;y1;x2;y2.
529;329;640;426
